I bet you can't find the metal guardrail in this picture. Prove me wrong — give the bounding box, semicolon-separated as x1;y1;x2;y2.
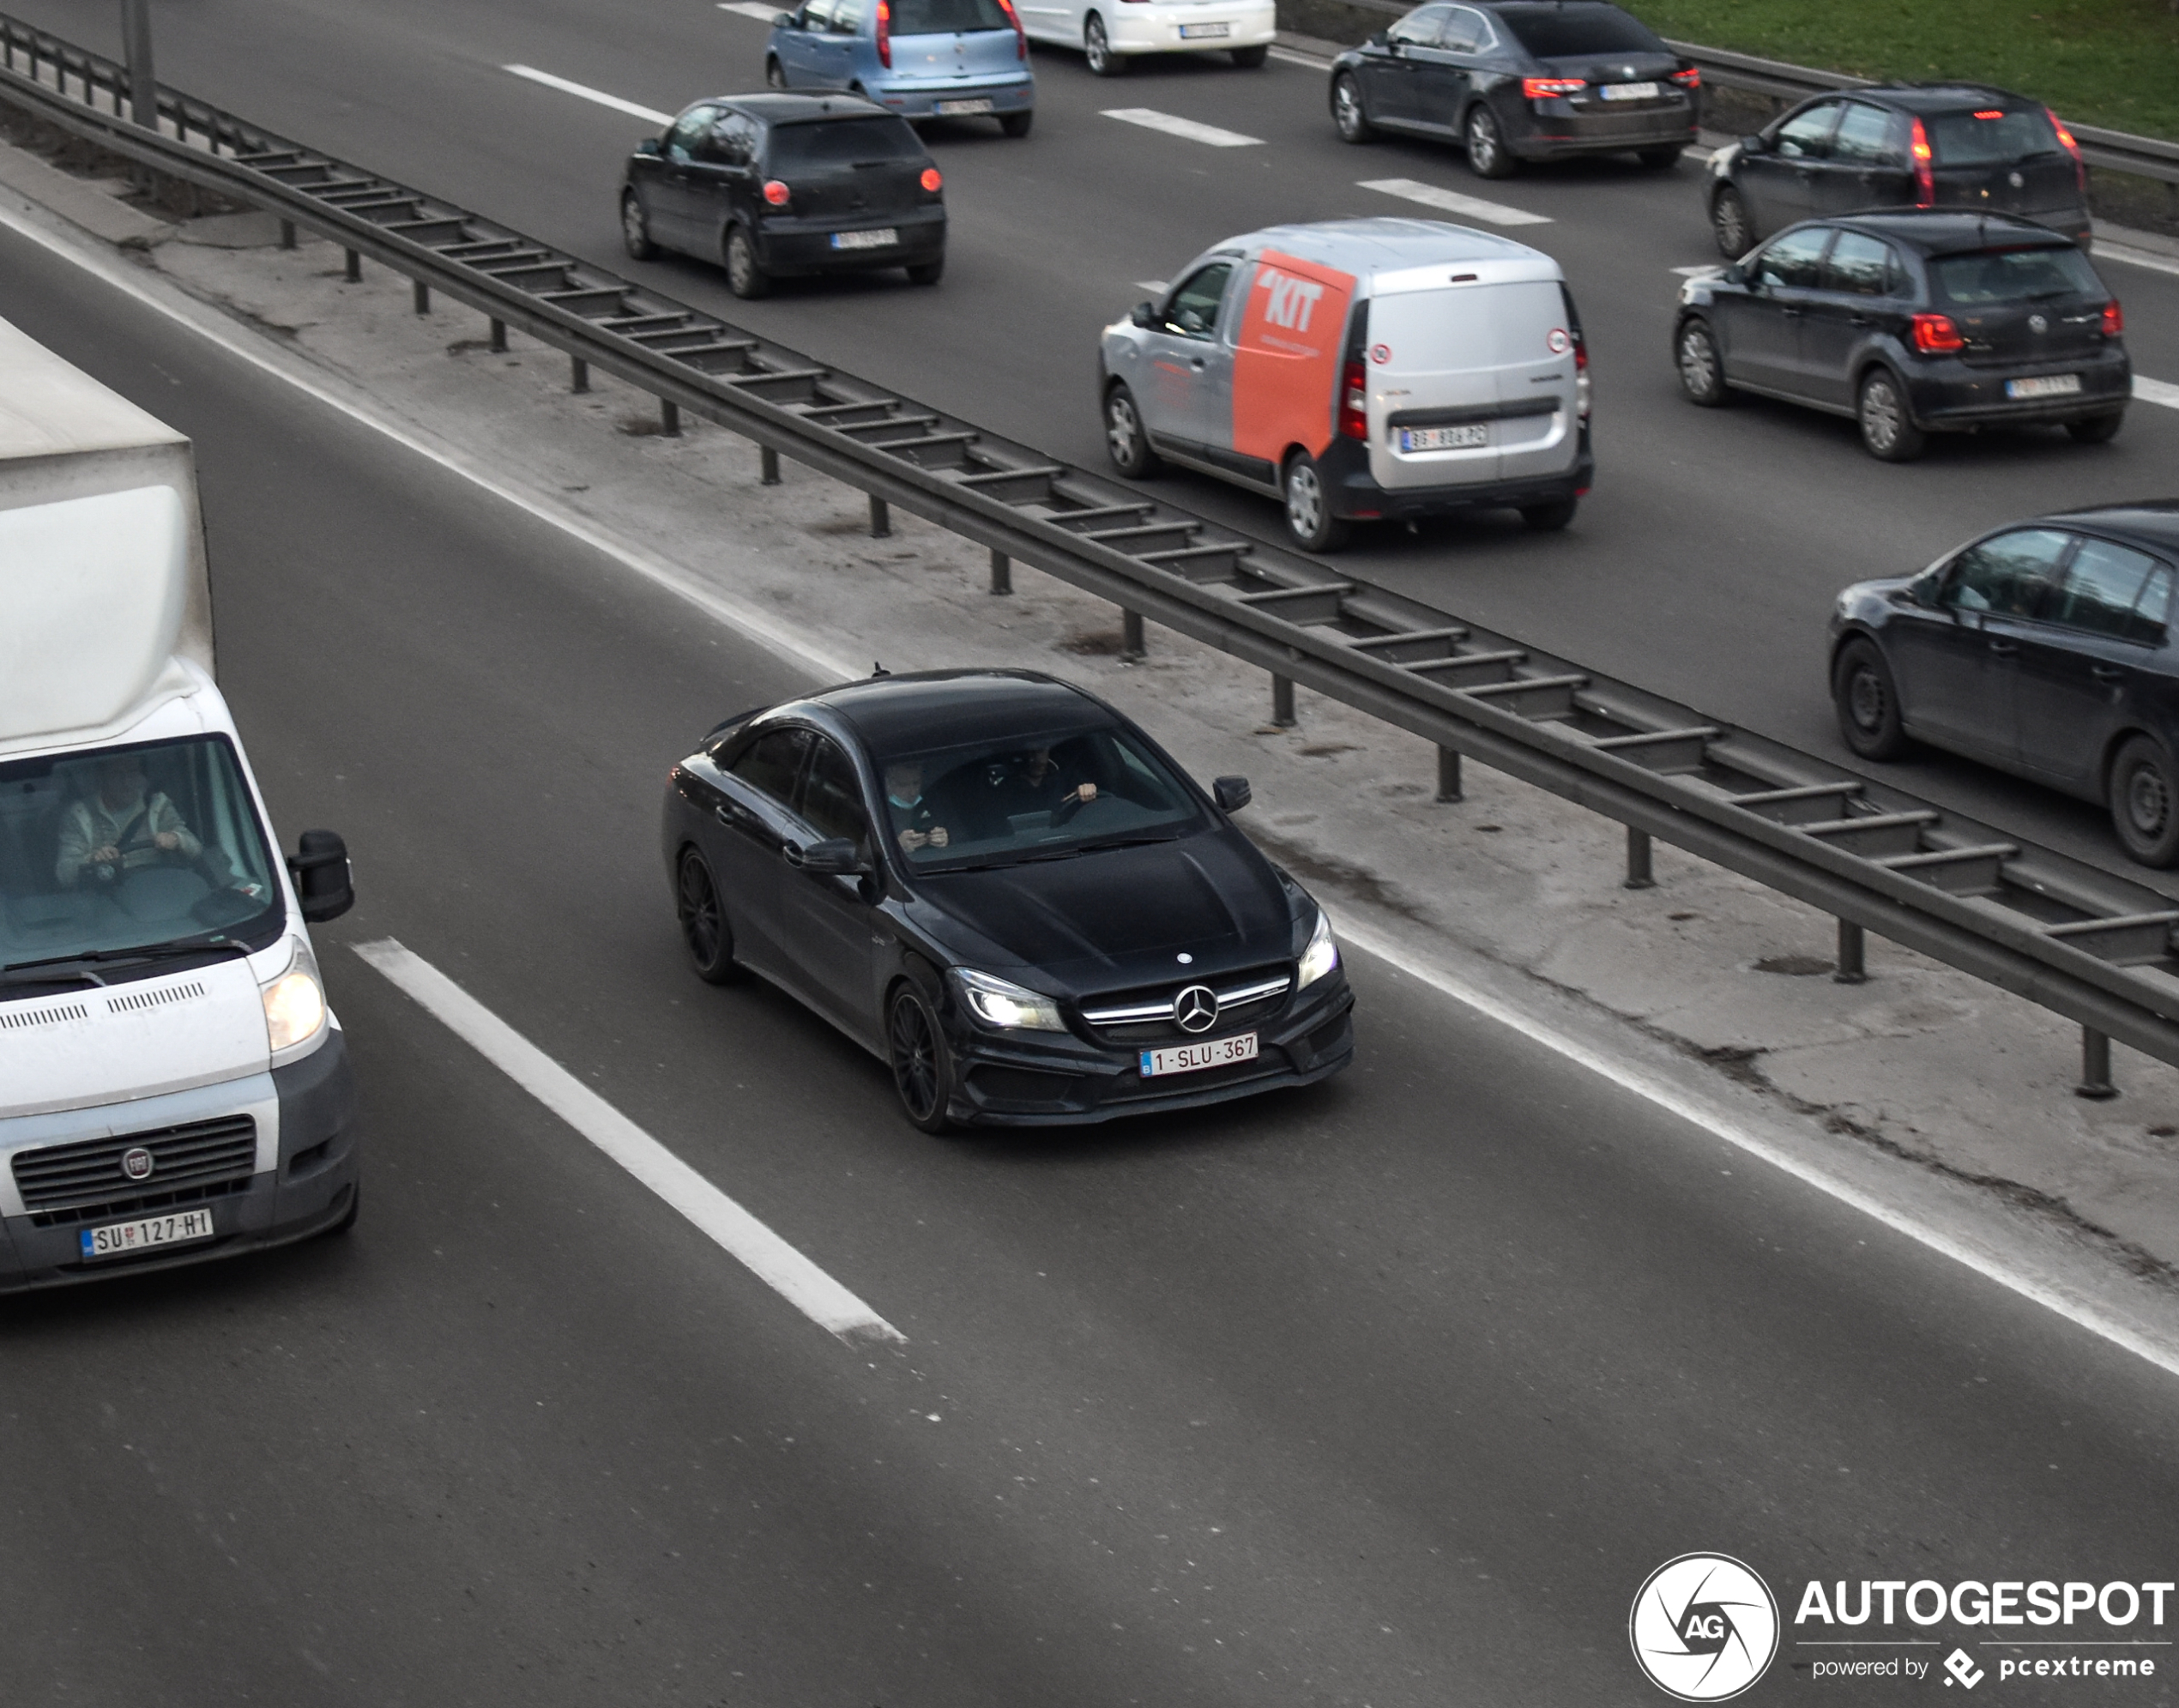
1671;39;2179;190
7;12;2179;1091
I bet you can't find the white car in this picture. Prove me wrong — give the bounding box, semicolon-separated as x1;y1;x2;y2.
1016;0;1275;74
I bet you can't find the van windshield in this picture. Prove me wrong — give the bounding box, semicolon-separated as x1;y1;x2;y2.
892;0;1012;32
0;734;282;984
1932;246;2102;305
1493;3;1663;57
768;117;926;166
1927;107;2064;167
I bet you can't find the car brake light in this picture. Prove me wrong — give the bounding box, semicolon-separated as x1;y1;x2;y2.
1910;311;1965;354
1339;359;1368;440
920;166;943;192
1972;109;2003;120
2047;106;2086;194
763;179;791;206
1910;115;1935;208
1669;67;1699;88
2103;299;2125;337
994;0;1028;56
1523;76;1585;99
876;0;891;66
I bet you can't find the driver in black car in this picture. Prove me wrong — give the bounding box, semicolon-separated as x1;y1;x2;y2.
998;743;1098;818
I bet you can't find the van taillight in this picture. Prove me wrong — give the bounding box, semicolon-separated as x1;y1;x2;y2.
876;0;891;65
1910;116;1935;207
1910;312;1965;354
1523;76;1585;99
2048;106;2086;194
764;179;791;207
1339;360;1368;440
1573;338;1590;421
2103;299;2125;337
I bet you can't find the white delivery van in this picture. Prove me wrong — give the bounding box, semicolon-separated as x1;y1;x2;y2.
1098;217;1593;552
0;313;359;1289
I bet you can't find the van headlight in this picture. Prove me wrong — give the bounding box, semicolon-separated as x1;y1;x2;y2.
262;939;328;1053
1297;910;1340;988
953;968;1067;1032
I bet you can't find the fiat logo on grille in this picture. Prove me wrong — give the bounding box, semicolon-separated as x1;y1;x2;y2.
1174;985;1220;1034
119;1146;155;1182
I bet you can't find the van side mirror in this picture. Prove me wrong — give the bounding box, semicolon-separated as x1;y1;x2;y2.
792;837;866;876
1129;300;1156;329
287;830;353;923
1738;133;1768;155
637;137;661;156
1213;776;1252;813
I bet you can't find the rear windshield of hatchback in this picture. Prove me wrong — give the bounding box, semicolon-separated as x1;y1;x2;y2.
1932;245;2102;305
1926;107;2065;167
892;0;1012;31
1493;3;1664;57
767;117;926;166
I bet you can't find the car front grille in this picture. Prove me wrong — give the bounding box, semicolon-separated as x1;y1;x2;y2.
1079;966;1293;1046
11;1115;258;1217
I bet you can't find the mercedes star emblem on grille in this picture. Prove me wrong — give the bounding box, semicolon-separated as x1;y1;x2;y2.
1174;985;1220;1034
119;1146;155;1182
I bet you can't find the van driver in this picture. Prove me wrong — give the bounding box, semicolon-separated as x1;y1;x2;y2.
55;755;202;888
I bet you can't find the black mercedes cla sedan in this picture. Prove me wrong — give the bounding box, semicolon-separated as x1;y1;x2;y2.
659;671;1355;1130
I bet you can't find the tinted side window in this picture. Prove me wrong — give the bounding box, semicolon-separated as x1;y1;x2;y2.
729;727;812;804
1438;5;1492;51
2135;567;2174;643
2049;539;2163;639
1388;5;1447;47
1830;102;1902;166
1163;263;1234;339
1942;528;2073;619
1755;227;1832;291
1774;100;1842;160
667;105;720;159
1825;232;1898;296
830;0;866;30
798;0;836;27
1493;3;1663;55
800;738;872;853
696;112;758;165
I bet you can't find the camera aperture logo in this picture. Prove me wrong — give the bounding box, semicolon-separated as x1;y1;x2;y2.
1631;1554;1781;1701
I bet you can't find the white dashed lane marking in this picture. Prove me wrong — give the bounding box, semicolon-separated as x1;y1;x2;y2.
718;0;788;17
503;64;673;126
1356;177;1551;226
2137;377;2179;409
1101;107;1264;148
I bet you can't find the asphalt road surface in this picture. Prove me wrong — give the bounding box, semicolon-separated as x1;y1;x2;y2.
5;180;2179;1703
15;0;2179;885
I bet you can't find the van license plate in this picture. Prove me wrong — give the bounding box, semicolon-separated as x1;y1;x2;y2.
1141;1034;1258;1077
1400;424;1490;451
1180;22;1230;37
1599;81;1658;100
81;1207;215;1261
830;228;898;250
935;98;993;114
2007;374;2081;399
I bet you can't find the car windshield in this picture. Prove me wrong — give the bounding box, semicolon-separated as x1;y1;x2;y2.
892;0;1012;32
877;725;1204;870
767;117;925;167
1927;107;2063;167
0;734;282;979
1492;3;1663;57
1932;245;2102;305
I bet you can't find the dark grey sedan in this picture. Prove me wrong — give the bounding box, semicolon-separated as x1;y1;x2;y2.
1830;505;2179;864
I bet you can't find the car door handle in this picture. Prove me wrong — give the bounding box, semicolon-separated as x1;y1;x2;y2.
2092;664;2127;682
782;842;808;868
1849;314;1874;327
1779;306;1802;318
1988;639;2019;656
1190;356;1205;371
715;804;735;824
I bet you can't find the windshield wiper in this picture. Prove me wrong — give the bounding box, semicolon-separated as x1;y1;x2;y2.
1074;833;1184;853
1;934;247;985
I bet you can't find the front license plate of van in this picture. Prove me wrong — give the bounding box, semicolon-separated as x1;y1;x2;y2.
936;98;993;114
1141;1034;1259;1077
1599;81;1658;101
81;1207;214;1261
1180;22;1230;37
831;228;897;250
2007;374;2081;399
1400;424;1489;451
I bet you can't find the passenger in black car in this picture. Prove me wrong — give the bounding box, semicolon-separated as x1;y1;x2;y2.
883;760;952;854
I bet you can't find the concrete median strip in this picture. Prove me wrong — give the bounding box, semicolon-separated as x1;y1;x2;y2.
1100;108;1264;148
502;64;672;128
354;938;904;1345
1356;178;1551;226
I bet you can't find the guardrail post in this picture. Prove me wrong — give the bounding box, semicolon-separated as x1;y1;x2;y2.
278;219;295;250
1624;826;1655;890
2077;1027;2118;1101
119;0;154;129
1436;745;1463;802
412;280;430;316
759;446;781;486
1121;610;1146;661
1834;920;1867;985
488;317;505;353
1271;673;1295;727
988;549;1011;595
869;494;890;538
343;248;360;283
660;399;680;438
570;356;589;394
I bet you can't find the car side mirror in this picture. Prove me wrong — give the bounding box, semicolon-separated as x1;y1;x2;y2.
774;9;795;21
793;836;866;876
1739;133;1768;155
1366;29;1388;45
637;137;661;156
1213;776;1252;813
287;830;353;923
1129;300;1156;329
1721;262;1745;284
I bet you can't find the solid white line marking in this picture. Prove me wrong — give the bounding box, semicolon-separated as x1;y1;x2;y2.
1102;107;1264;148
1333;916;2179;1383
2135;376;2179;409
503;64;673;127
1357;177;1551;226
1268;45;1332;69
1671;263;1720;277
1134;279;1168;295
2098;240;2179;281
718;0;787;17
354;939;902;1345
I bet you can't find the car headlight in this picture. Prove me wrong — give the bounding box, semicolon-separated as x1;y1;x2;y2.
262;939;328;1053
1296;909;1339;989
953;968;1067;1032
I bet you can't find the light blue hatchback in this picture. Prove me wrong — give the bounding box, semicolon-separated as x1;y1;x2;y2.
766;0;1035;136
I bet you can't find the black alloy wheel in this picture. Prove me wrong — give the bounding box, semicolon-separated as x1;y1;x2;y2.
676;850;740;983
906;256;945;286
886;983;956;1132
1711;185;1751;259
724;225;771;299
1636;144;1682;169
1104;383;1160;477
1230;43;1268;67
1519;498;1578;532
2110;736;2179;866
620;190;657;262
1856;369;1925;462
1000;108;1033;137
1832;637;1908;761
1464;105;1516;178
2067;412;2125;444
765;57;788;88
1084;15;1125;75
1331;72;1373;143
1283;451;1350;552
1675;317;1729;405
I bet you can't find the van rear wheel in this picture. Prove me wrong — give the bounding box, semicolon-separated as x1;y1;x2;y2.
1283;452;1350;552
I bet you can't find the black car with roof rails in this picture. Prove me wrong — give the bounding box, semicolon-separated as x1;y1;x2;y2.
1329;0;1697;176
659;670;1355;1131
622;93;945;299
1673;211;2128;461
1707;83;2091;259
1831;504;2179;866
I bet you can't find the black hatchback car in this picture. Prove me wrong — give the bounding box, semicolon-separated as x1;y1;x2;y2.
659;671;1355;1130
622;94;945;298
1706;83;2091;259
1329;0;1697;176
1674;212;2128;460
1831;506;2179;865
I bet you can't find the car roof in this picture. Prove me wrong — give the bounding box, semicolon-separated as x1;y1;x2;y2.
707;93;892;124
1813;83;2037;117
794;669;1118;754
1823;210;2077;256
2043;503;2179;555
1224;217;1554;276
